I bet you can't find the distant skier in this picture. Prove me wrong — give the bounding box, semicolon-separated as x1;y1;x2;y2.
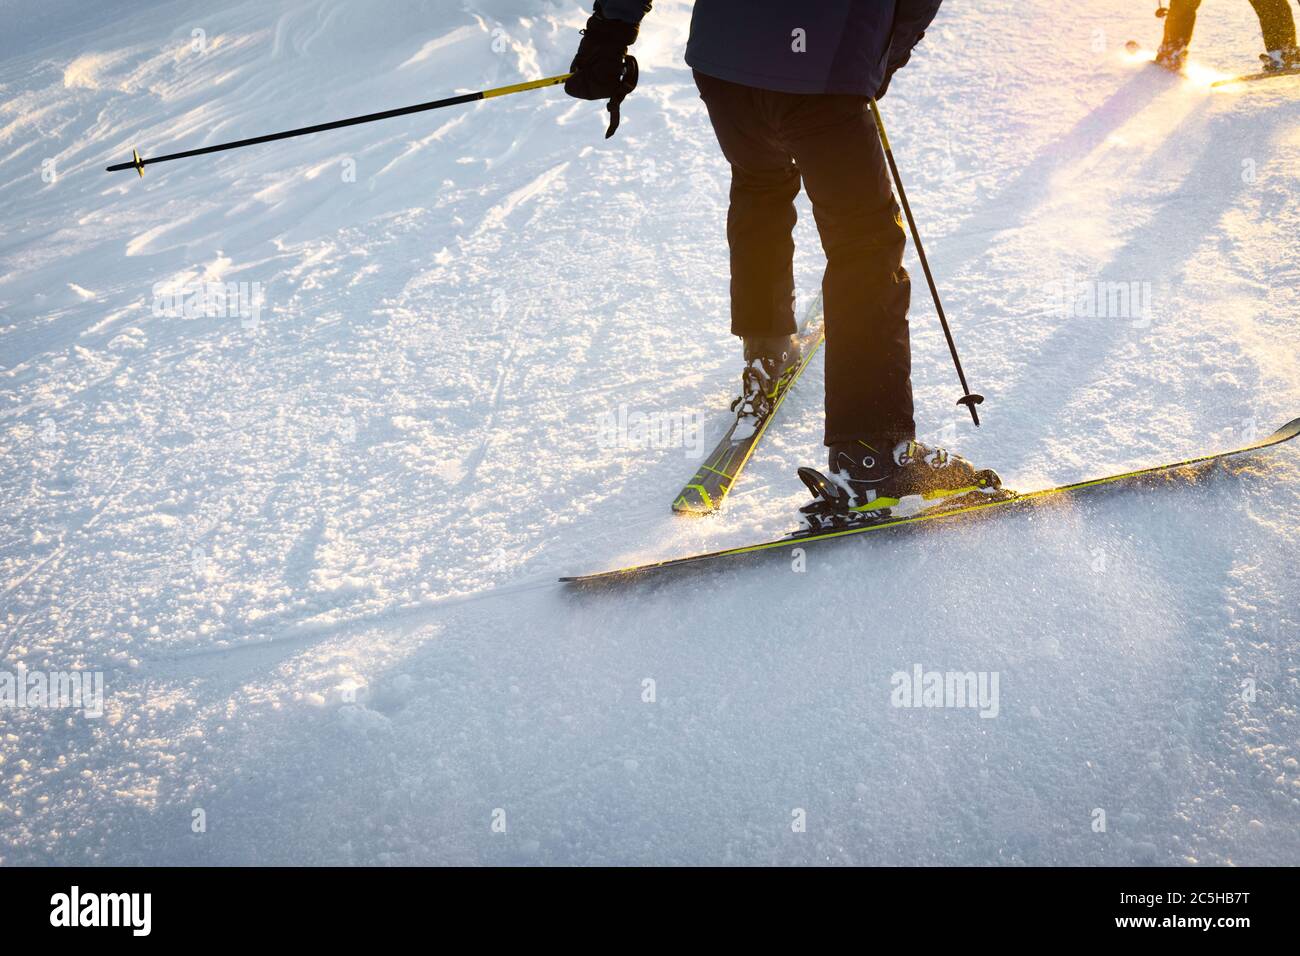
1156;0;1300;72
565;1;1002;527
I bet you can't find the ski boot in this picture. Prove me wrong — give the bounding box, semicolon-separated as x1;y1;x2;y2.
797;437;1008;532
730;335;801;442
1155;42;1188;72
1260;47;1300;73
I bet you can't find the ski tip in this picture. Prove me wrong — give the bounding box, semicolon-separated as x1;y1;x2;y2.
559;568;636;586
671;484;718;514
1272;417;1300;443
132;149;145;178
1211;67;1300;88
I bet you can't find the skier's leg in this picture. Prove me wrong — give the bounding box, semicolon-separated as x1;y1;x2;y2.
1158;0;1202;69
1163;0;1201;44
1249;0;1298;55
778;96;914;448
693;70;800;341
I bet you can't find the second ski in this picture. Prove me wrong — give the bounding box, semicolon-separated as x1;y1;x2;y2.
671;292;824;514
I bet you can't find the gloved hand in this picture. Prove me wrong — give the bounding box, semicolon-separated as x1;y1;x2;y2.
564;6;640;137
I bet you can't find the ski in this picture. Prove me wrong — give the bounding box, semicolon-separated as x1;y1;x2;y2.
671;293;825;514
562;417;1300;584
1120;43;1300;87
1211;66;1300;87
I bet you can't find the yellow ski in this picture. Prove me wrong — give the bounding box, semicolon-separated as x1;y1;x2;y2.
564;417;1300;584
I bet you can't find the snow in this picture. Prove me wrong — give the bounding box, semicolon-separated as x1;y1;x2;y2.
2;0;1299;865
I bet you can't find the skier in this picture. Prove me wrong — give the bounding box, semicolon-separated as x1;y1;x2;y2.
564;1;1002;527
1156;0;1300;72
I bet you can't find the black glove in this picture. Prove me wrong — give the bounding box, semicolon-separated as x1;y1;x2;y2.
564;8;640;137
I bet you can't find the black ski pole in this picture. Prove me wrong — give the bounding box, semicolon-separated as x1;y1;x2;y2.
106;74;573;178
869;97;984;427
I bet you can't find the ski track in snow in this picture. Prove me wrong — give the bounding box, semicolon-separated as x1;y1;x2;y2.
0;0;1298;864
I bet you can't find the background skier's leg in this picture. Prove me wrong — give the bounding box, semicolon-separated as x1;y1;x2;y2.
1158;0;1201;66
1248;0;1299;51
778;96;915;449
1162;0;1201;45
693;71;800;341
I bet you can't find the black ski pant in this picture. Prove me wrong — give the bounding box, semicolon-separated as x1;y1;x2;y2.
1162;0;1298;53
694;70;915;448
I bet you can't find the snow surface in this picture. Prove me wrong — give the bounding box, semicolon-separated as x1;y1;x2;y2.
1;0;1298;865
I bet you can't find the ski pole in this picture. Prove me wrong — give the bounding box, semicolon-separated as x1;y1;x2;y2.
869;97;984;427
106;74;572;178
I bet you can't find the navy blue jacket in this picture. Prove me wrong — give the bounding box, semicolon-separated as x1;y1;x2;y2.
600;0;944;96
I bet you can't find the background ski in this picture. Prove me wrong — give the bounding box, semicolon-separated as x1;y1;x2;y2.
1211;66;1300;87
670;292;825;514
563;417;1300;584
1117;43;1299;88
